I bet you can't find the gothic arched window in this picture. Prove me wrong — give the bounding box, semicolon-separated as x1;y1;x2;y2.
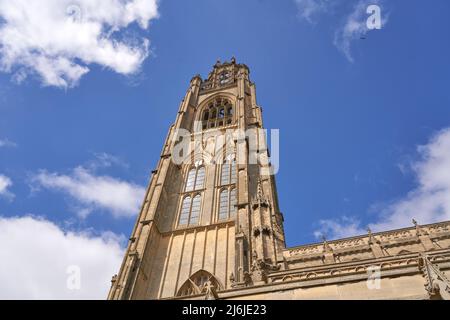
185;166;205;192
221;156;236;186
176;270;222;297
179;196;191;226
230;188;237;216
195;167;205;190
190;195;201;224
218;189;229;220
201;98;234;130
185;169;196;192
178;194;202;226
218;188;237;220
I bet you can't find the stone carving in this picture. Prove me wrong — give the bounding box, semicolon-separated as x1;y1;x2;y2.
322;236;333;253
412;219;428;236
367;227;380;245
419;253;450;300
229;272;235;286
243;271;253;287
203;280;219;300
249;250;280;284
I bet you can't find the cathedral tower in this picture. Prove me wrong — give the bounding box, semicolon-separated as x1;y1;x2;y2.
108;58;285;299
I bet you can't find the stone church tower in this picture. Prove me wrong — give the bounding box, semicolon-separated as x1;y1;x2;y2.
109;59;450;300
108;58;285;299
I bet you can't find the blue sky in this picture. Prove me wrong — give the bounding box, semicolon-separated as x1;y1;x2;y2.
1;0;450;298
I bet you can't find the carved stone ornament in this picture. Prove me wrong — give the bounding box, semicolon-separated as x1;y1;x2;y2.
203;280;219;300
250;251;280;284
419;253;450;300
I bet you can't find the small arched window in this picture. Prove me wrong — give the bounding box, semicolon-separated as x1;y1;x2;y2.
218;188;237;220
190;195;201;224
179;196;191;226
218;189;228;220
195;167;205;190
185;169;196;192
221;156;236;186
185;167;205;191
230;188;237;217
178;194;202;226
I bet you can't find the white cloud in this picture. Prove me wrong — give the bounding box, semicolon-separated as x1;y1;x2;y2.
0;138;17;148
0;0;159;88
314;216;365;240
32;166;145;218
333;0;388;62
0;174;14;200
88;152;130;170
295;0;331;23
315;127;450;239
0;215;124;299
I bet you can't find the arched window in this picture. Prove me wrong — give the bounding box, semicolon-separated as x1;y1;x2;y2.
221;157;236;186
218;189;229;220
221;162;230;185
195;167;205;190
218;188;237;220
230;188;237;217
185;166;205;191
176;270;222;297
178;194;202;226
179;196;191;226
201;98;234;130
185;168;196;192
190;195;201;224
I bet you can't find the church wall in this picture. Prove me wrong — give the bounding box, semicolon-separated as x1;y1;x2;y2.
156;225;235;298
161;233;185;297
435;237;450;249
337;250;374;263
225;274;427;300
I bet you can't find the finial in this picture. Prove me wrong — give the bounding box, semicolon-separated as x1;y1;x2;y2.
412;218;427;236
231;56;236;64
111;274;118;284
367;227;378;244
322;235;333;252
